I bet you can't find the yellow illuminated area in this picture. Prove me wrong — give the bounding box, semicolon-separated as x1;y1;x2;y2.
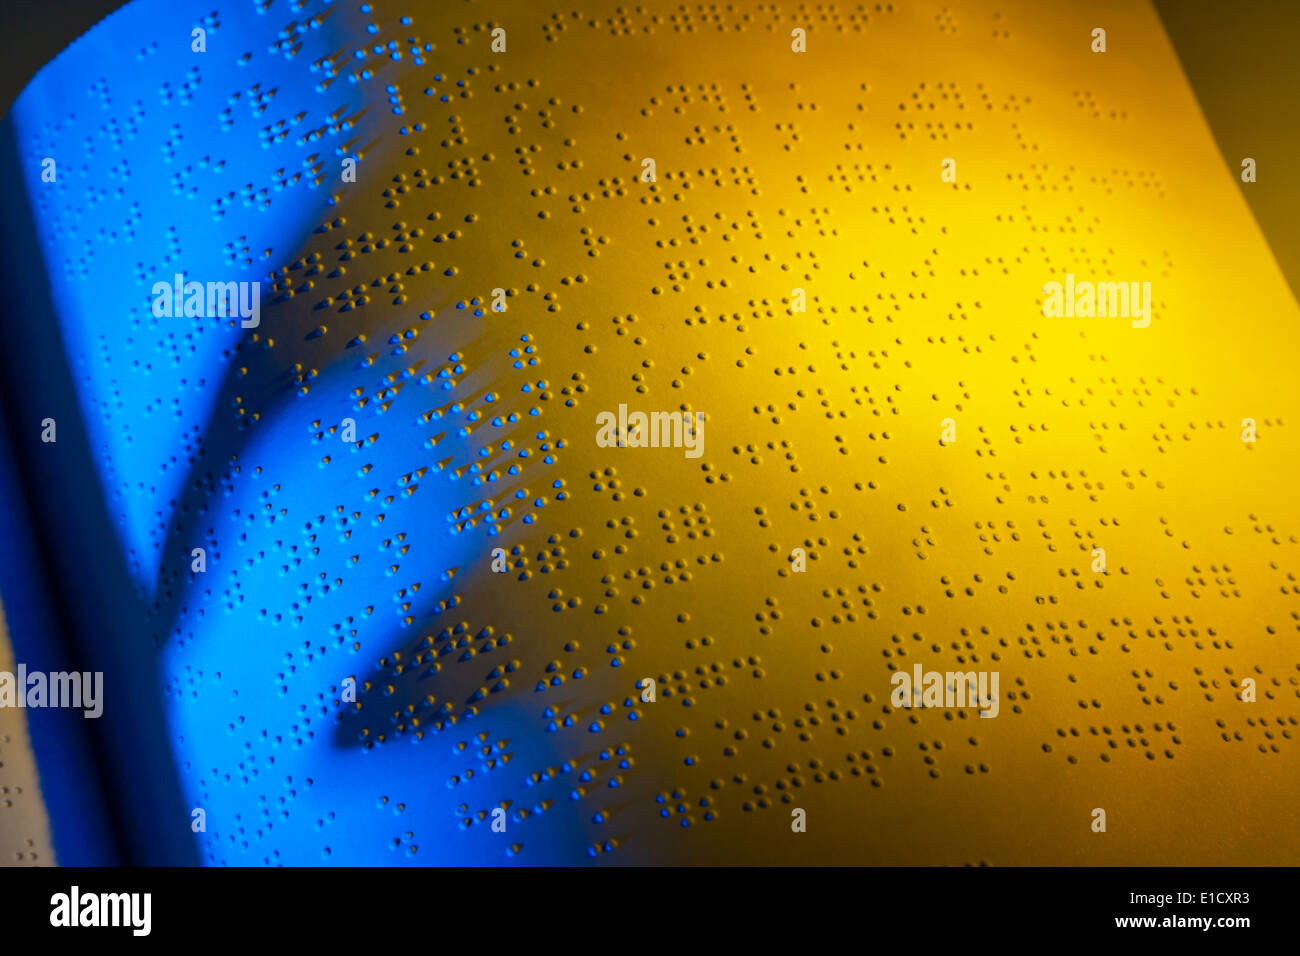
397;0;1298;864
0;603;56;865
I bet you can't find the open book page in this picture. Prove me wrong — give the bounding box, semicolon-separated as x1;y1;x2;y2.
0;0;1296;865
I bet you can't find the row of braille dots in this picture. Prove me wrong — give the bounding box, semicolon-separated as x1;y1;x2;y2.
215;83;277;138
222;234;254;268
1226;712;1297;753
159;67;202;108
8;837;42;864
935;7;1010;38
90;102;147;152
1072;89;1128;121
1193;666;1300;705
563;2;898;35
727;739;976;809
267;8;335;61
306;13;431;90
1045;720;1183;763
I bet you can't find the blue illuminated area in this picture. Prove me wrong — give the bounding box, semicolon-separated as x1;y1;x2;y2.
15;1;366;591
11;1;585;864
156;350;577;865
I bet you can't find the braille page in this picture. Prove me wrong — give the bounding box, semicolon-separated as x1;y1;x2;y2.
8;0;1297;864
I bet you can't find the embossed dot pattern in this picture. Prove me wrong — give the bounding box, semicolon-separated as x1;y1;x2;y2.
9;0;1299;864
0;604;56;866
